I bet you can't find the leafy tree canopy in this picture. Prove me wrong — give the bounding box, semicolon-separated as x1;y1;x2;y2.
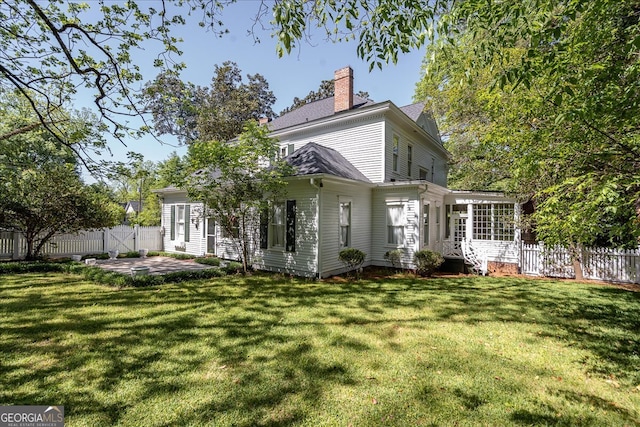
0;94;123;259
143;61;276;144
2;0;433;159
416;0;640;249
185;120;292;272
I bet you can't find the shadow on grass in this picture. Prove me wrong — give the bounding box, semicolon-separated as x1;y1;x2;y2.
0;272;638;425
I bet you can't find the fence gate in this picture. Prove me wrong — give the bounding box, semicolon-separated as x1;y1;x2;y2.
105;225;137;253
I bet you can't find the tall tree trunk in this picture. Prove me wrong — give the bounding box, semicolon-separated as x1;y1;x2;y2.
570;243;584;281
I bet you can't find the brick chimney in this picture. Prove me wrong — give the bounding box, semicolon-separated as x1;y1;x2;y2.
334;66;353;113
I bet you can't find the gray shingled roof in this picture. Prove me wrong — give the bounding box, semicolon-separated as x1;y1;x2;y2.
399;102;426;121
268;95;375;131
285;142;371;183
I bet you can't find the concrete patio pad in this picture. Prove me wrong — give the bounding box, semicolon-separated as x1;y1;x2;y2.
95;256;216;275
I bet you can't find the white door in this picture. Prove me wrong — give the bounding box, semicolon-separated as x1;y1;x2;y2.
451;212;467;243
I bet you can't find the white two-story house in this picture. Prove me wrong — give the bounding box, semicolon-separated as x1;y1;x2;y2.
156;67;520;277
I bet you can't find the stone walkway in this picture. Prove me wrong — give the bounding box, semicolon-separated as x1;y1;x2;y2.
95;256;216;275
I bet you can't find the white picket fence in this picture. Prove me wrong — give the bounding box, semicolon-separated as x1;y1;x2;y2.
521;243;640;284
0;225;162;259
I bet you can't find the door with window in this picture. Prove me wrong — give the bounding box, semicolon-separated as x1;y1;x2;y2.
451;212;467;243
449;211;467;257
206;217;216;254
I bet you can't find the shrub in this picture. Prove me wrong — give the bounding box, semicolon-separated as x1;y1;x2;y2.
413;249;444;277
0;261;66;275
0;260;227;287
338;248;366;279
224;261;244;275
384;249;403;270
81;253;109;260
123;251;140;258
155;252;196;260
195;257;221;267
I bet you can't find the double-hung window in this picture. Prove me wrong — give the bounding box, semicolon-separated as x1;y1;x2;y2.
263;200;296;251
392;135;399;172
435;206;441;242
339;200;351;248
423;203;429;246
270;202;285;248
387;204;405;246
170;204;190;243
176;205;185;242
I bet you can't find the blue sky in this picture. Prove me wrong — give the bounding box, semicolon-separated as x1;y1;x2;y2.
94;1;427;164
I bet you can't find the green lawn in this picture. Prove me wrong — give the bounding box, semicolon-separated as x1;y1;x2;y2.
1;272;639;426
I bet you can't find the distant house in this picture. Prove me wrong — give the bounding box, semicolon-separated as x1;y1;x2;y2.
123;201;141;224
155;67;520;277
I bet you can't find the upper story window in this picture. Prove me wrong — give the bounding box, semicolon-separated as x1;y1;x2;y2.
279;144;294;159
419;167;428;181
431;157;435;182
392;134;399;172
407;145;413;178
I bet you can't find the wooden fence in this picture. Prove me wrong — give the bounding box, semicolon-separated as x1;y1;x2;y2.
0;225;162;260
521;243;640;284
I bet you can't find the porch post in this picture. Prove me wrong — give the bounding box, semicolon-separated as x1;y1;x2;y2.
466;203;474;241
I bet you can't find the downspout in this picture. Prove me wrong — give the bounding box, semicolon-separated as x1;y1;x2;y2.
310;178;322;278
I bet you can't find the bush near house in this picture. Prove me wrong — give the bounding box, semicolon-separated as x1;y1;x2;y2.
338;248;366;279
414;249;444;277
195;257;222;267
384;249;403;270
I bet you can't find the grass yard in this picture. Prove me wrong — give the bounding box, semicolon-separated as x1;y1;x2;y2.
1;272;639;426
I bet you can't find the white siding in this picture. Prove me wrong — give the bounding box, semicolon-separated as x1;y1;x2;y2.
277;119;385;183
385;119;448;187
471;240;520;264
371;186;422;268
254;180;319;277
161;193;205;256
319;181;372;277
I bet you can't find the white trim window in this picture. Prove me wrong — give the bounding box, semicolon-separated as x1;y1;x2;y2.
176;205;185;242
339;199;352;248
392;134;399;172
423;203;430;246
386;204;405;246
435;206;441;242
270;202;285;248
169;204;190;243
473;203;515;241
419;167;428;181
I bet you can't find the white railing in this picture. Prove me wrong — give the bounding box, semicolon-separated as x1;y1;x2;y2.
0;225;162;259
437;240;463;258
521;243;640;284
